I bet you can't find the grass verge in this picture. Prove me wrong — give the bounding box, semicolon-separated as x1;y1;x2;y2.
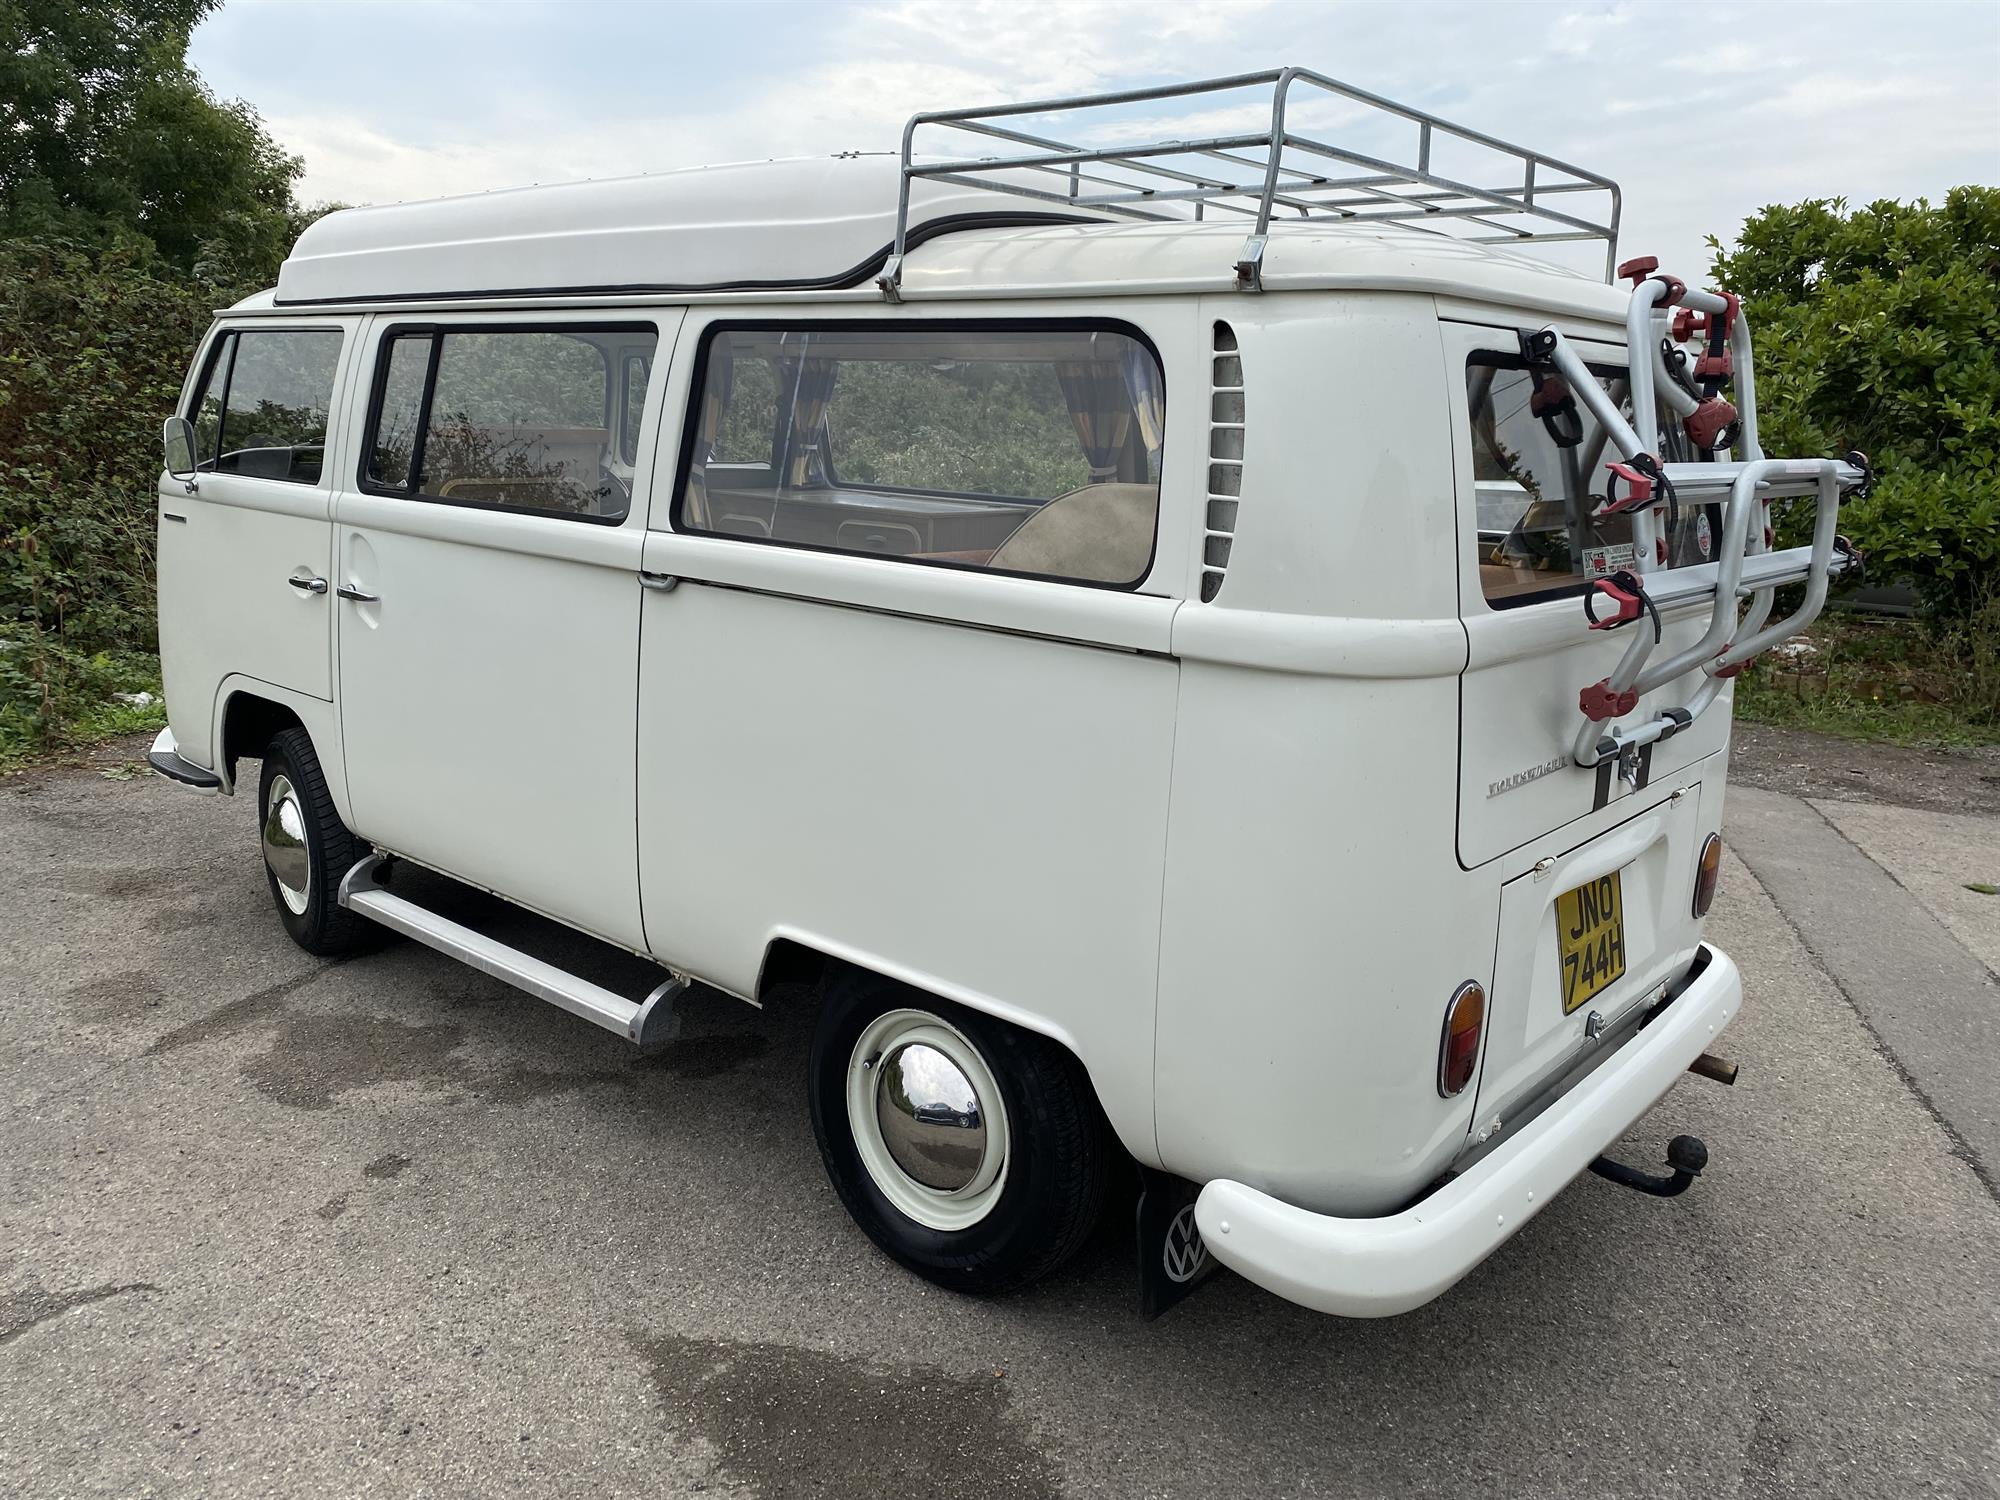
1733;602;2000;749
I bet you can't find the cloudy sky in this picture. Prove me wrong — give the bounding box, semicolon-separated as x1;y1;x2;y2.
191;0;1998;278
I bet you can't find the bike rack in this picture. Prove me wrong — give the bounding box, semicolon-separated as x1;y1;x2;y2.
1538;260;1867;770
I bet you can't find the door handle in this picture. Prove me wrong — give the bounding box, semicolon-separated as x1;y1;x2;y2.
288;575;329;594
336;585;380;603
638;571;680;593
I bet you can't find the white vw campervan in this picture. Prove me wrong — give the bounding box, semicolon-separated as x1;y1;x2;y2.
151;70;1862;1318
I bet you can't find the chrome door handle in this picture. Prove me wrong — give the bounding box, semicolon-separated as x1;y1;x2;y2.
288;575;329;594
335;585;380;603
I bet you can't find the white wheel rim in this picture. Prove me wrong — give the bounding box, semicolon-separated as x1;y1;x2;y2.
262;773;311;916
847;1008;1010;1232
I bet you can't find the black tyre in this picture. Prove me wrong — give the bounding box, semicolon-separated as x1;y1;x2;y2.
808;970;1108;1295
257;727;375;957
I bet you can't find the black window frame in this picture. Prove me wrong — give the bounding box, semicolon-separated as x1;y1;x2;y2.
668;317;1168;593
357;320;658;527
183;324;346;486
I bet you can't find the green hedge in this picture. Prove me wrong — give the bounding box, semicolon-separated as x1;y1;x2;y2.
0;239;228;758
1711;188;2000;615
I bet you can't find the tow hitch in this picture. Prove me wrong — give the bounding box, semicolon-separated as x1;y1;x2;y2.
1589;1134;1709;1198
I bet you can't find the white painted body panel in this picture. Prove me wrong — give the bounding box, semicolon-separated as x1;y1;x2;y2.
155;318;361;774
634;577;1178;1156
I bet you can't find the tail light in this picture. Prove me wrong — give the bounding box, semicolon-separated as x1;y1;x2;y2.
1437;981;1486;1098
1693;833;1723;917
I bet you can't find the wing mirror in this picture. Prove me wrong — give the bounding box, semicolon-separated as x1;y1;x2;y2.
162;416;199;492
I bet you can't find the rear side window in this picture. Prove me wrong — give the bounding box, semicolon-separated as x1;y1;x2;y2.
1470;354;1710;607
186;329;343;484
363;325;659;522
676;324;1165;587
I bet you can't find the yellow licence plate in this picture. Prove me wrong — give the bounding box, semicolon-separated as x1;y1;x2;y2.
1556;871;1627;1014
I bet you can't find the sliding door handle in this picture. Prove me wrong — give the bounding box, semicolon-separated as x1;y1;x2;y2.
288;575;328;594
335;584;380;603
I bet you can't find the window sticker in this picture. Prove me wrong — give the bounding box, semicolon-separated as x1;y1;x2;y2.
1581;542;1638;578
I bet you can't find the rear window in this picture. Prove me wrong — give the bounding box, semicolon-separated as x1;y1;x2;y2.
675;324;1164;587
1469;355;1710;607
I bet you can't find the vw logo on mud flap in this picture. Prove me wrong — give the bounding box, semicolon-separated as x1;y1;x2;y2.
1163;1205;1209;1284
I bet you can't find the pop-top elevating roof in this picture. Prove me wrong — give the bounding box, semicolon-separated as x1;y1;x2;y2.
273;68;1622;308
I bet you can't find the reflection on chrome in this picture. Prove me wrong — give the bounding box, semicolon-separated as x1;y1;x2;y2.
875;1041;985;1192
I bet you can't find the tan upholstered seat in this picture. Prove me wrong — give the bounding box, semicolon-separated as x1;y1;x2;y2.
986;482;1156;584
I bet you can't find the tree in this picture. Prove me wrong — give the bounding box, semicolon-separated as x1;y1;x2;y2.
1709;189;2000;614
0;0;300;273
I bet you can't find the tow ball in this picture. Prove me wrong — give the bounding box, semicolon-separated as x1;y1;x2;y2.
1589;1134;1709;1198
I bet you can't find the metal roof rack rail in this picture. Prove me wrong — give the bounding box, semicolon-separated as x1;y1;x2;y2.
878;66;1621;300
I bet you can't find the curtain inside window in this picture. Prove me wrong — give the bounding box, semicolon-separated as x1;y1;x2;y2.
780;357;839;488
1053;360;1137;483
684;348;735;528
1121;345;1164;461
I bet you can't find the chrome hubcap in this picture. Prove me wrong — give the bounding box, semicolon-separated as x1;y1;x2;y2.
262;774;311;915
874;1042;986;1192
848;1010;1009;1231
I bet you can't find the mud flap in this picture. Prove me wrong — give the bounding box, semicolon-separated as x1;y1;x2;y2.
1136;1166;1221;1318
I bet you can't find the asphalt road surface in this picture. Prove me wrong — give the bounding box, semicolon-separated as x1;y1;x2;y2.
3;741;1996;1499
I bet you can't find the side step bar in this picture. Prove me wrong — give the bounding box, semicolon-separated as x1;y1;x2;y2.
336;854;687;1046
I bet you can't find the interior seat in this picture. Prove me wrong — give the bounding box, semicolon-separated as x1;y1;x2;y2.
985;482;1156;584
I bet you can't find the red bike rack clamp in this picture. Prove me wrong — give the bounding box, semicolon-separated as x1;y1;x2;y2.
1580;678;1640;721
1685;397;1740;450
1617;255;1659;287
1599;459;1656;515
1584;575;1644;630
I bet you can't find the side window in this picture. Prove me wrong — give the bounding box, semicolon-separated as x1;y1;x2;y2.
362;325;659;522
676;325;1164;587
185;329;343;484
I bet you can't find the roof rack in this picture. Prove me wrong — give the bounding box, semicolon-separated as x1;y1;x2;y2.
878;67;1621;300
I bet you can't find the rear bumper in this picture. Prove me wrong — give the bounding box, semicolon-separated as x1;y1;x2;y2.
147;727;221;790
1194;943;1741;1317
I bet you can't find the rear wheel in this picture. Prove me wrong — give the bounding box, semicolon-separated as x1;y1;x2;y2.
808;971;1108;1294
257;727;374;957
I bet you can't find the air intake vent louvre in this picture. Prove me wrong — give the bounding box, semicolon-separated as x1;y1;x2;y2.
1202;321;1243;603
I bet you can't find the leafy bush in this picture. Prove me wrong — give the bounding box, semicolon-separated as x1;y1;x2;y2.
0;0;307;762
0;240;223;761
1710;188;2000;615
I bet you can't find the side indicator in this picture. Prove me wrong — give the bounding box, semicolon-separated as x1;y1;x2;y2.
1438;981;1487;1098
1693;833;1724;917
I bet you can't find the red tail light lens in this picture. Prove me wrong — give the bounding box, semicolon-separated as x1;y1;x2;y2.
1437;981;1486;1098
1693;833;1723;917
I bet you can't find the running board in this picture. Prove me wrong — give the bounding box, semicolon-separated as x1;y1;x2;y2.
336;854;686;1046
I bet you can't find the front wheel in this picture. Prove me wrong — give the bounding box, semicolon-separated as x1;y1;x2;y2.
808;972;1108;1295
257;727;374;957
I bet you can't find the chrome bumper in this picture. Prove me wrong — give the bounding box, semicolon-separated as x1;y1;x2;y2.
1194;944;1742;1317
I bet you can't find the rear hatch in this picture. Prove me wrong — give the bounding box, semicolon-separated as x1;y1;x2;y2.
1445;318;1724;1122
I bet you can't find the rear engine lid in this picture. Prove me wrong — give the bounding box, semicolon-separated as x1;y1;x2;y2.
1472;778;1708;1131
